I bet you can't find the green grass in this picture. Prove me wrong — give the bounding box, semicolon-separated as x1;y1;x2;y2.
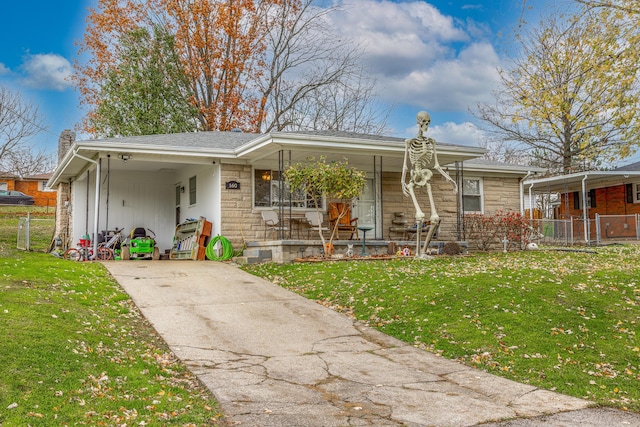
0;208;223;426
243;248;640;412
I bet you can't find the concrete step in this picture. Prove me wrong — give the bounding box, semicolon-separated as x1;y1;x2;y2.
234;248;272;264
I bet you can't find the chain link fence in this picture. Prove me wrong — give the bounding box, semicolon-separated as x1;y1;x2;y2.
16;214;56;252
531;214;640;246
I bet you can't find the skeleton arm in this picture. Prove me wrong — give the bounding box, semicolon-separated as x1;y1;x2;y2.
432;144;458;194
401;139;410;197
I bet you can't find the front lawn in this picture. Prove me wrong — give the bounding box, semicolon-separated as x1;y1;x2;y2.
244;247;640;412
0;208;223;426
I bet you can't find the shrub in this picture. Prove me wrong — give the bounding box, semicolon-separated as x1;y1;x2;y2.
464;211;537;251
442;241;462;255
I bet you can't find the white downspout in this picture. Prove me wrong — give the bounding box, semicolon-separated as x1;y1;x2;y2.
73;150;101;257
581;174;589;244
519;171;533;215
520;171;533;215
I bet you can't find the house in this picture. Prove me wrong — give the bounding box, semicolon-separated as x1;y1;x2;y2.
0;172;57;208
47;130;544;262
522;161;640;244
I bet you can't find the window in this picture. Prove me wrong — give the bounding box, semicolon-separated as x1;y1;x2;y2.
589;189;596;208
573;190;597;209
253;169;322;209
189;176;196;205
630;183;640;204
573;191;580;210
462;178;483;213
38;181;54;192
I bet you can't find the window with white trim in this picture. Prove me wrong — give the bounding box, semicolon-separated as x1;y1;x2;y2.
634;183;640;204
39;181;55;192
462;178;483;213
253;169;322;209
189;176;196;205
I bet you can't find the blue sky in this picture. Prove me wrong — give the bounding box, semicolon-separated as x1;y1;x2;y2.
0;0;537;158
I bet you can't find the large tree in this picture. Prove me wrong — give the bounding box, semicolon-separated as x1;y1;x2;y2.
0;86;46;168
475;8;640;174
75;0;390;136
89;26;198;136
76;0;274;134
575;0;640;13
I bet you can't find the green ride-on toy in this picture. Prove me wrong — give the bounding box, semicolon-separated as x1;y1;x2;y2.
121;227;160;260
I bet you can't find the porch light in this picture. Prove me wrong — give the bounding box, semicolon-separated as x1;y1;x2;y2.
261;171;271;181
119;153;133;162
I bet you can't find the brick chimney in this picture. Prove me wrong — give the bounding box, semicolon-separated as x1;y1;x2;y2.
57;129;76;163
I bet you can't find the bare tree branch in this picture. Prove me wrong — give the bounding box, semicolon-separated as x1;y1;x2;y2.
0;146;56;178
0;86;46;165
258;0;391;134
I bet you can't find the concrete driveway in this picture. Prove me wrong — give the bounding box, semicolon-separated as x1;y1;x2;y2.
103;261;640;426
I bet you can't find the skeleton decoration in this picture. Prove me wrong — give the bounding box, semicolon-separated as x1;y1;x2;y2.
401;111;458;258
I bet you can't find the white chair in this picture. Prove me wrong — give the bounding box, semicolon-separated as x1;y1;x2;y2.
261;211;289;239
305;211;329;239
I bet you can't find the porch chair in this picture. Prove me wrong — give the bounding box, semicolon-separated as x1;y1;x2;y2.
328;202;359;240
261;210;289;239
305;211;330;239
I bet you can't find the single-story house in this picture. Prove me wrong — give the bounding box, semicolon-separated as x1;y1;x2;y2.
522;161;640;244
0;172;57;208
48;129;545;262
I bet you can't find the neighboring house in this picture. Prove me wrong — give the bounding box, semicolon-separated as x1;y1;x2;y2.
523;161;640;243
48;130;543;261
0;172;57;207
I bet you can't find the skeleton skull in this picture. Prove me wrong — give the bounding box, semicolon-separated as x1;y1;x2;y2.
417;111;431;135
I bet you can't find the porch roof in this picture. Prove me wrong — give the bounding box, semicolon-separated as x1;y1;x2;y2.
48;130;487;186
523;168;640;193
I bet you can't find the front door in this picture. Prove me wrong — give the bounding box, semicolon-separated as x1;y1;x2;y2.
354;177;381;238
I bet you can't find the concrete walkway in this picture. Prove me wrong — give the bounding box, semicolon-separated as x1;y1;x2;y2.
103;261;640;426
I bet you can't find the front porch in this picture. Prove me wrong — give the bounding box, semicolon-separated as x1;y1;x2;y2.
236;238;469;264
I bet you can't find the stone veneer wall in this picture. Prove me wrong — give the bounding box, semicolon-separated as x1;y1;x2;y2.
381;171;460;241
219;163;261;248
54;182;71;248
381;172;522;242
481;175;521;214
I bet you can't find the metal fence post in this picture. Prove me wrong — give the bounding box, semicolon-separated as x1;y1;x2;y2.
570;217;574;245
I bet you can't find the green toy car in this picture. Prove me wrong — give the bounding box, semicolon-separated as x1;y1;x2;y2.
121;227;160;260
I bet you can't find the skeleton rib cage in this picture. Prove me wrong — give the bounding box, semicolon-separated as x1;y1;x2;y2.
408;136;434;169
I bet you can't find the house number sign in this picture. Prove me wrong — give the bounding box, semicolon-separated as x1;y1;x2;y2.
225;180;241;190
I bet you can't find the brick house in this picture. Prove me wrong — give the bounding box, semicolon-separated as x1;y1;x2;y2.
0;172;57;208
523;161;640;243
48;130;543;261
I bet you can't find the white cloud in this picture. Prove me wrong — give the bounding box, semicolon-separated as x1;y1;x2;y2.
0;63;10;76
383;41;501;110
330;0;502;115
20;54;73;91
428;121;487;147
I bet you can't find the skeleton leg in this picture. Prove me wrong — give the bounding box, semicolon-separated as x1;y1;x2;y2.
419;183;440;257
406;182;425;221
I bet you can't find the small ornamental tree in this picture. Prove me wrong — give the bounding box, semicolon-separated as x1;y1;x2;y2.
285;157;365;255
